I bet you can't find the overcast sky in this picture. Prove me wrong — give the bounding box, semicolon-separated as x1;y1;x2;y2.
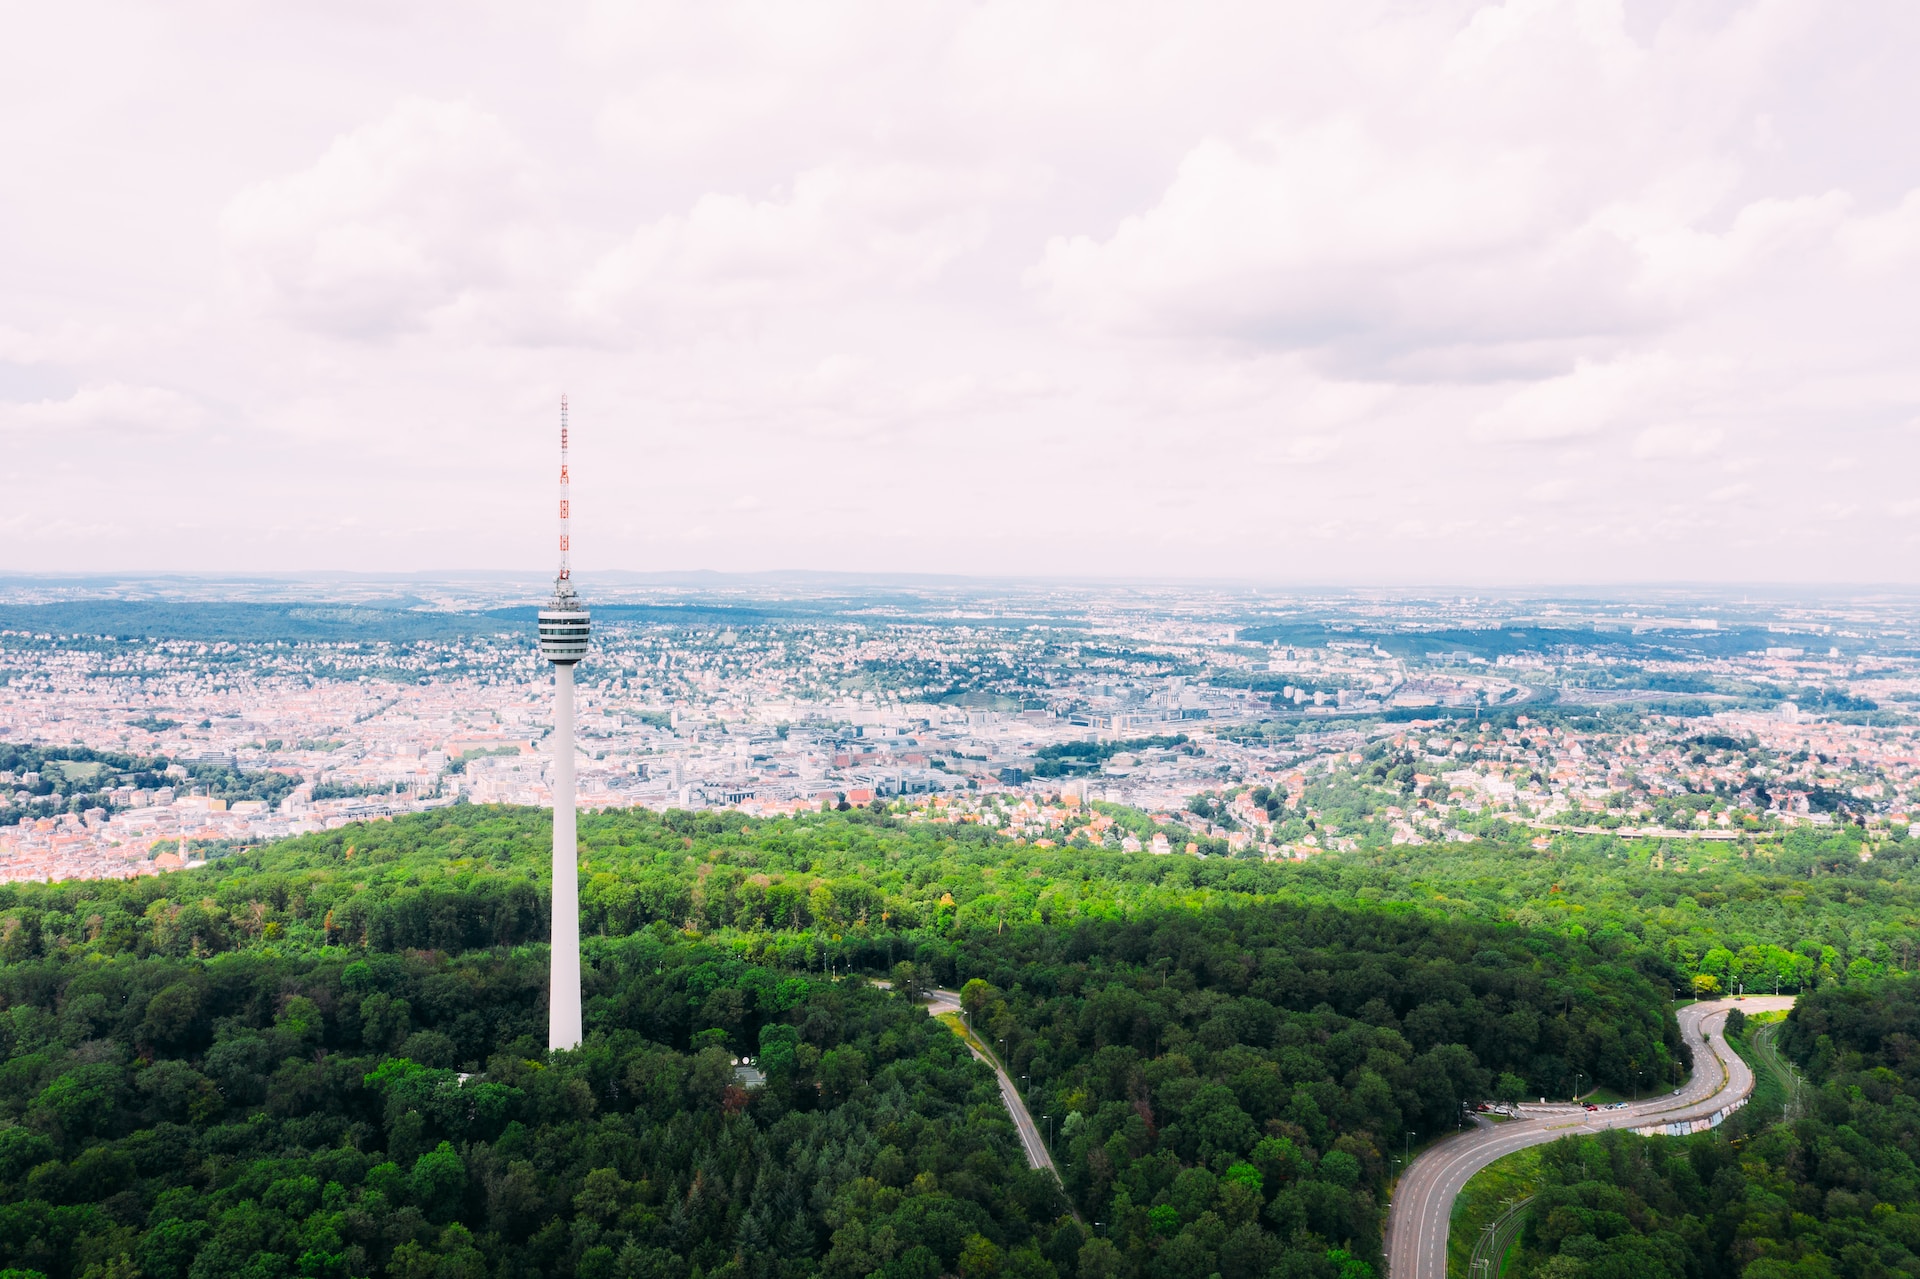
3;1;1917;583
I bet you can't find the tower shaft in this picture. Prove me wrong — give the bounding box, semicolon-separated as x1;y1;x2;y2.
549;663;581;1050
540;394;590;1053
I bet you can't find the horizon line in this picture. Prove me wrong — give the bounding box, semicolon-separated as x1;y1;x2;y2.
4;569;1920;598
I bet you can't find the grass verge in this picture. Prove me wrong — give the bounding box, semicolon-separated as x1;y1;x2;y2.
1447;1146;1542;1279
1727;1010;1793;1126
935;1011;1006;1073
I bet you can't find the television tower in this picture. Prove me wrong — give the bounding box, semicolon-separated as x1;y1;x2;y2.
538;395;590;1050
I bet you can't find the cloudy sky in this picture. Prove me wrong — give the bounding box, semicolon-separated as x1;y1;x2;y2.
3;1;1917;583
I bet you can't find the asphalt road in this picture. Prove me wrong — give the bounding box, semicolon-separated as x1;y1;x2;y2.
1383;996;1796;1279
924;987;1059;1174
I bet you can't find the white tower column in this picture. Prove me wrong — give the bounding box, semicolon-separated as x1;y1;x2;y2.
539;395;590;1053
549;664;582;1050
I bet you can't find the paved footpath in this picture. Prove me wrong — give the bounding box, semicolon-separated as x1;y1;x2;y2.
1384;996;1796;1279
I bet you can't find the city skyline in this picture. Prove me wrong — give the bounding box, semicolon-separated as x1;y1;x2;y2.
4;2;1920;582
8;569;1920;885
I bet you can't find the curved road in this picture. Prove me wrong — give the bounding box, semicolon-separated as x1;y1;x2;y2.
1385;996;1795;1279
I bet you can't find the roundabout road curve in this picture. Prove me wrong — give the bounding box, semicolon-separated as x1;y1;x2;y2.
1384;996;1796;1279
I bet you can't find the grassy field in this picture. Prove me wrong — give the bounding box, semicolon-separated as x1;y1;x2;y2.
1447;1145;1542;1279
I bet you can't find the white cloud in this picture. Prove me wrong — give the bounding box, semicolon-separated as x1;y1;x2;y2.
575;163;996;326
1620;191;1853;303
0;384;205;436
1836;189;1920;268
1028;122;1601;364
1474;354;1682;443
1632;423;1726;460
1280;434;1340;464
219;100;536;339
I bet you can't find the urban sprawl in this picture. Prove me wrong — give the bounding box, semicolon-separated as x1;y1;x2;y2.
5;585;1920;883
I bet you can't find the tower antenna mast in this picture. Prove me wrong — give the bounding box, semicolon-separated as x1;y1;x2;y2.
558;395;571;583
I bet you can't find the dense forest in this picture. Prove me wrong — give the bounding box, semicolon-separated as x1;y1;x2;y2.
0;938;1070;1279
932;904;1676;1275
0;804;1914;1279
0;804;1904;992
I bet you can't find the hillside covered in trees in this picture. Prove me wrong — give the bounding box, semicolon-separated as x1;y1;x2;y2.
3;804;1907;992
0;804;1914;1279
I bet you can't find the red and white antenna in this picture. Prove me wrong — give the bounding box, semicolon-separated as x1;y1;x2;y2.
557;395;571;582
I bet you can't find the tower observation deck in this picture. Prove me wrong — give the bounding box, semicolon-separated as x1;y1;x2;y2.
538;581;591;663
